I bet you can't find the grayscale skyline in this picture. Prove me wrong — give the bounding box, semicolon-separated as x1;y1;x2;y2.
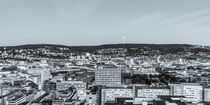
1;0;210;46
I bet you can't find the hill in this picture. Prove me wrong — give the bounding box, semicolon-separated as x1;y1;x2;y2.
0;43;193;50
1;43;209;55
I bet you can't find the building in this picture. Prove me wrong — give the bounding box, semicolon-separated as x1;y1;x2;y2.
56;87;76;102
100;88;133;105
204;87;210;102
153;96;186;105
86;93;97;105
6;91;34;105
0;91;15;105
56;80;86;101
28;75;40;86
43;81;56;93
95;68;121;87
170;83;203;103
133;84;170;104
27;68;51;90
134;67;159;75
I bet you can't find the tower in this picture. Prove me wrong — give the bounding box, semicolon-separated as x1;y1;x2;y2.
2;47;8;58
122;36;126;44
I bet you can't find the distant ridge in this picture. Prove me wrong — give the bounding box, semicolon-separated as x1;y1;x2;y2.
1;43;209;55
0;43;196;53
0;43;193;49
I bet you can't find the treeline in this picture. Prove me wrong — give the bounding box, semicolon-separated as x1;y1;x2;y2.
122;73;187;85
1;44;210;56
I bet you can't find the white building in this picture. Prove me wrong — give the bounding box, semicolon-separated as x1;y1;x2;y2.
133;84;170;104
85;93;97;105
101;88;133;105
27;68;51;90
170;83;203;103
136;67;159;75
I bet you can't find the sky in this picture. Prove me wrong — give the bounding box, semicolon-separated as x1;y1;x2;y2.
0;0;210;46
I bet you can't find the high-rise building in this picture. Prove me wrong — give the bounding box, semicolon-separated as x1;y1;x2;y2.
170;83;203;103
204;87;210;102
27;68;51;90
95;68;121;87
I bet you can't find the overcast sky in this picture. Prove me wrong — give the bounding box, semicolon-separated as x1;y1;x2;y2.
1;0;210;46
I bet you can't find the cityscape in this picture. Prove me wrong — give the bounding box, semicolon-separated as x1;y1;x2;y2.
1;0;210;105
0;44;210;105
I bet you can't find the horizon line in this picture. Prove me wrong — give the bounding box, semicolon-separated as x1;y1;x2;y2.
0;43;204;48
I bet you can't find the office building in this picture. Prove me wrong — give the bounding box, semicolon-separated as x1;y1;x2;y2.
95;68;121;87
27;68;51;90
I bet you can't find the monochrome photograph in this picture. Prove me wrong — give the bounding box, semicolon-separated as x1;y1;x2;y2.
0;0;210;105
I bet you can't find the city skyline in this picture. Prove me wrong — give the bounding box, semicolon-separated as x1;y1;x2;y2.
1;0;210;46
1;1;210;105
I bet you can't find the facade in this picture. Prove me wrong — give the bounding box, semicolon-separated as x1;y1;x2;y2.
27;68;51;90
136;67;159;75
133;84;170;104
43;81;56;93
101;88;133;105
136;87;170;100
204;87;210;102
100;85;171;105
95;68;121;87
86;93;97;105
29;75;40;86
170;83;203;103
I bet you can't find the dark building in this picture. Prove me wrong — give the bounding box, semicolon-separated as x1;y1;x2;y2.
43;81;56;93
